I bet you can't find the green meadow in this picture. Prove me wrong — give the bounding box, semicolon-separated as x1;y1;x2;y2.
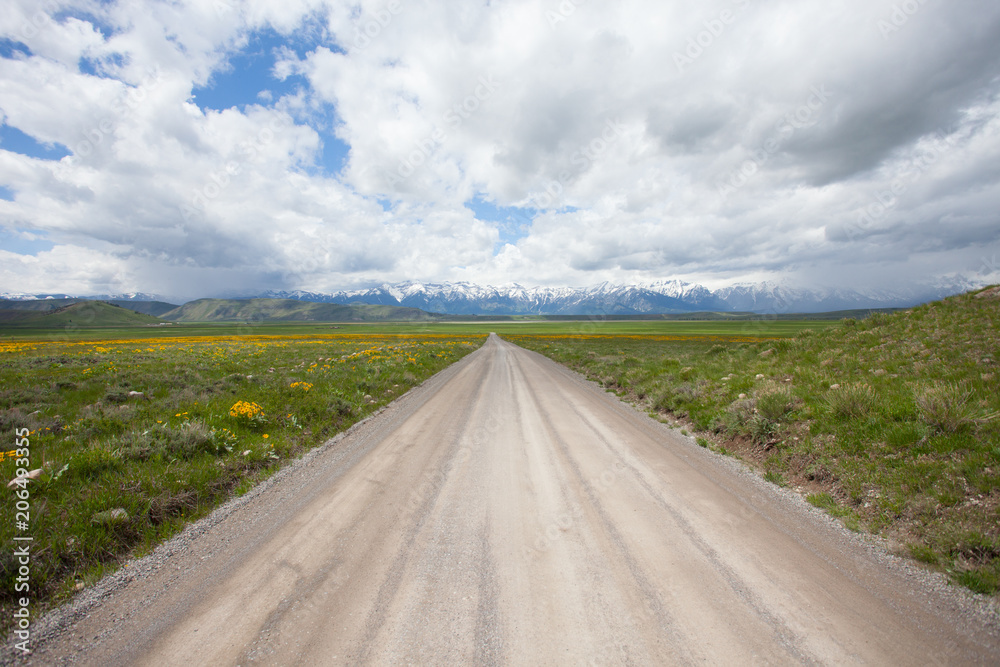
505;287;1000;596
0;330;483;632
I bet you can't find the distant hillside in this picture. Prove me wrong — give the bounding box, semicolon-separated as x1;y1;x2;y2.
162;298;439;322
0;298;178;317
105;300;179;317
0;301;166;327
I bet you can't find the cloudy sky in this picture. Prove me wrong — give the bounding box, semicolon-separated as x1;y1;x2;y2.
1;0;999;300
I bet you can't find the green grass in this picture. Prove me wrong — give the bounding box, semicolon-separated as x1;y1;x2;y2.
0;317;834;345
505;287;1000;596
0;330;484;632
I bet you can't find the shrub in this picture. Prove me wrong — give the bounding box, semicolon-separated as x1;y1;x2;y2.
653;388;677;412
827;383;878;419
748;414;779;446
115;422;217;461
865;312;894;328
104;386;131;404
149;491;199;525
674;381;706;403
916;383;975;434
69;445;121;480
754;382;794;421
724;397;756;429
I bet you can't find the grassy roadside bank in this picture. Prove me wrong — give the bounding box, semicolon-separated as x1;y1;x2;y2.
505;287;1000;595
0;332;484;633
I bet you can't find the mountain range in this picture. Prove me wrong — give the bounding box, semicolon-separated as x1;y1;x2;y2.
258;277;983;315
1;277;984;315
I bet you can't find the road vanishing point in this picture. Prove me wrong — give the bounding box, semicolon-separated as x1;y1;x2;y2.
21;334;1000;665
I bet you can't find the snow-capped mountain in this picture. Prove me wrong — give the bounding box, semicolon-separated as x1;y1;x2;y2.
710;276;983;314
0;293;75;301
261;277;984;315
0;292;164;302
5;279;981;315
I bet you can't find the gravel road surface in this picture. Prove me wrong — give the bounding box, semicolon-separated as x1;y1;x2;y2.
16;334;1000;665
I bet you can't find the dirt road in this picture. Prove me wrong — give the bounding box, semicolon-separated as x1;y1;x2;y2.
22;334;1000;665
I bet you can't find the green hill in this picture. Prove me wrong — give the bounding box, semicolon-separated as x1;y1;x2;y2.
0;301;166;327
106;300;179;317
162;298;439;322
0;298;178;317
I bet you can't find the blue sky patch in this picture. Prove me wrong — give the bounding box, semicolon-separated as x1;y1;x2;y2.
465;196;536;248
0;228;55;255
0;39;31;59
191;28;311;112
319;136;351;174
79;51;127;78
0;125;71;160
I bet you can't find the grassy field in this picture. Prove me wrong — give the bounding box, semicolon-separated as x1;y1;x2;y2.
0;317;836;340
0;330;483;630
2;297;990;631
506;287;1000;596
